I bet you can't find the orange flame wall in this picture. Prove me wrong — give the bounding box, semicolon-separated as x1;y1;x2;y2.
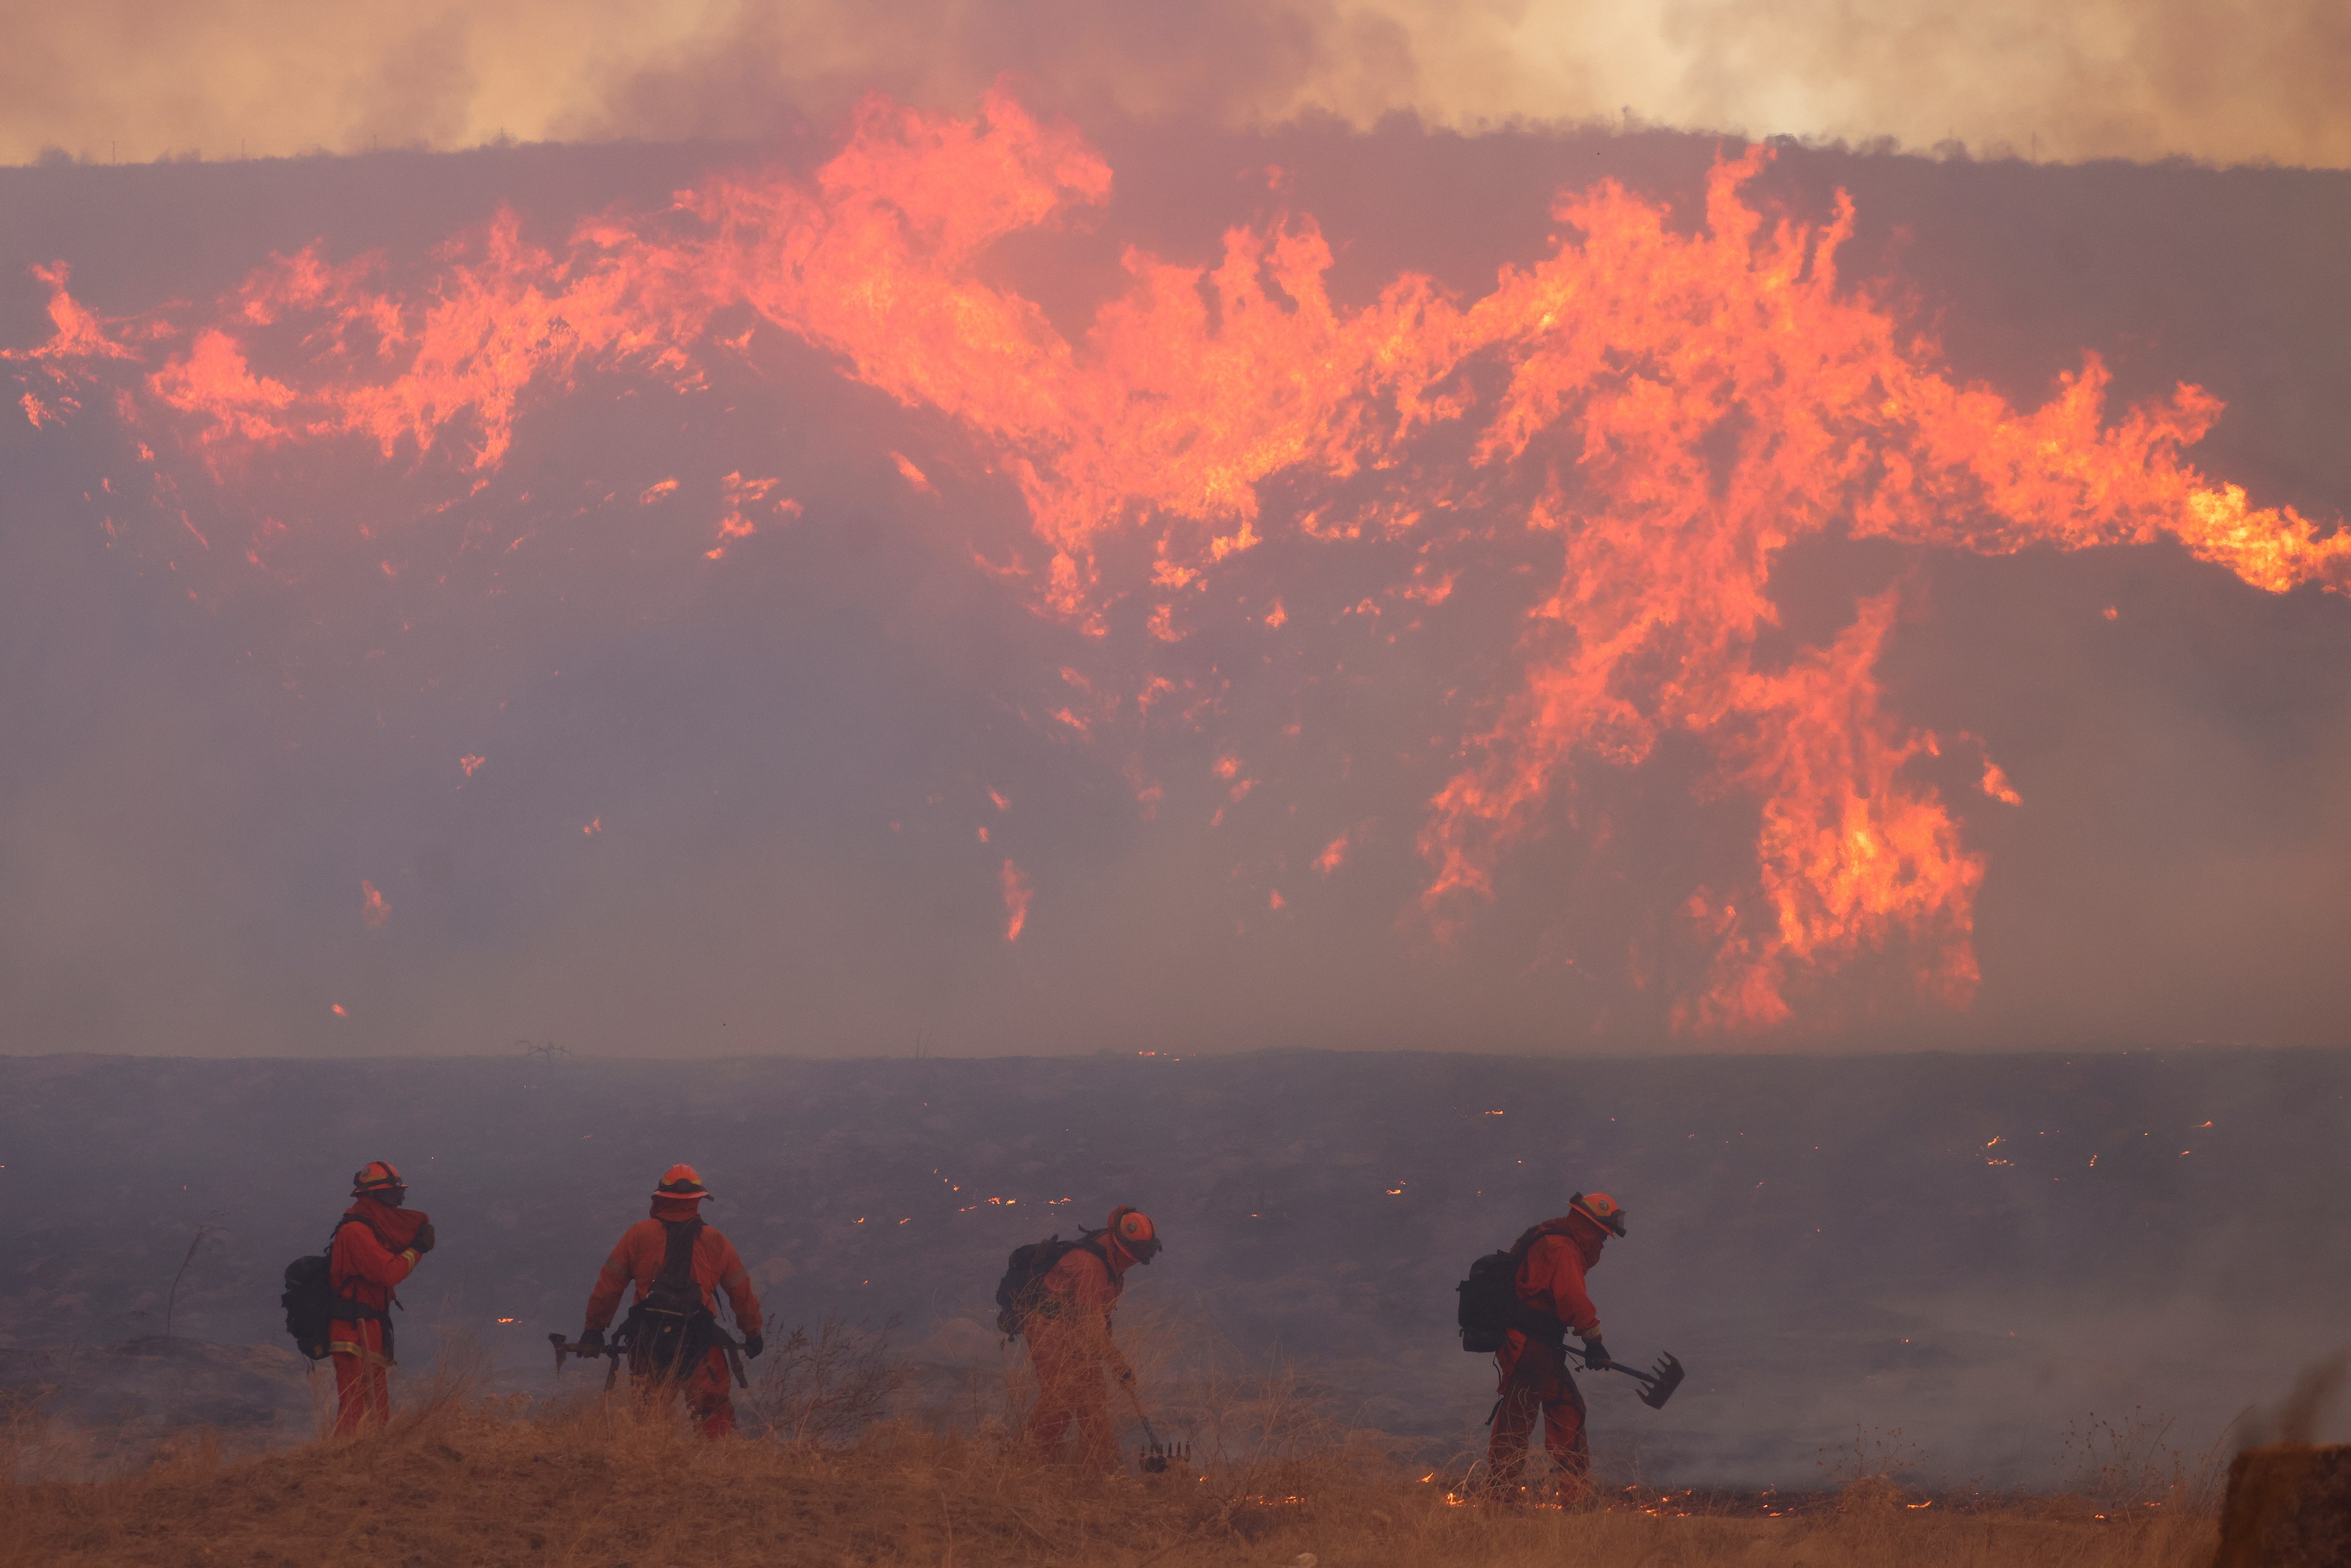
8;93;2345;1038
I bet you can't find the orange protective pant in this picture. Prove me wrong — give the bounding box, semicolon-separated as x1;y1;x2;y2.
1487;1339;1589;1493
1025;1335;1115;1468
639;1347;736;1438
329;1319;392;1435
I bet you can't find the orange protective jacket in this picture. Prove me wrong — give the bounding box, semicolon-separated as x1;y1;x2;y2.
329;1198;428;1313
583;1205;763;1339
1030;1242;1132;1369
1512;1213;1605;1341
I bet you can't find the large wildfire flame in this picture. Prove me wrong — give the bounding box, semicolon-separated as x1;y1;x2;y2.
9;91;2344;1032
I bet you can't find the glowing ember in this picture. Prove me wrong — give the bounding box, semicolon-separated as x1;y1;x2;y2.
1312;833;1351;876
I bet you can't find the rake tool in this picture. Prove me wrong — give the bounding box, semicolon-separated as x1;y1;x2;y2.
1587;1349;1687;1410
1120;1376;1191;1473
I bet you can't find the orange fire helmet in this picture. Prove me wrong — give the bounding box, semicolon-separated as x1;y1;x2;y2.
351;1160;405;1197
1570;1191;1627;1238
653;1163;712;1200
1107;1206;1161;1264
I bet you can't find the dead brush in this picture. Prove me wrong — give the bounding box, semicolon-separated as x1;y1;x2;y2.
0;1315;2229;1568
2057;1406;2234;1519
1;1401;101;1487
0;1402;2229;1568
744;1311;914;1443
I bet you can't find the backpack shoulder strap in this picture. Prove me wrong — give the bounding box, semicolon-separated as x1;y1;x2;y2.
1506;1221;1556;1260
323;1217;394;1320
656;1218;704;1292
1500;1222;1572;1344
332;1212;408;1256
1073;1236;1122;1299
326;1215;375;1282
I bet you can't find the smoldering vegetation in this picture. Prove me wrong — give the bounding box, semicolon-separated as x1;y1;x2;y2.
4;125;2351;1056
1;1047;2345;1488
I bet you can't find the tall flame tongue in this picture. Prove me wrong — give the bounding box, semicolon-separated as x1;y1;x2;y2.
12;91;2346;1032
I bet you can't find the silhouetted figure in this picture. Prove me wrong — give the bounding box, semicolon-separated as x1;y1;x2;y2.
1486;1191;1626;1501
328;1160;434;1434
579;1164;764;1436
1021;1206;1160;1468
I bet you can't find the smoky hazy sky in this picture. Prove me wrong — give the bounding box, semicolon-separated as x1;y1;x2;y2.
4;0;2351;169
3;16;2350;1060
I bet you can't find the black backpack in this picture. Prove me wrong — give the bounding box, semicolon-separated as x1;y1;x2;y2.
622;1218;716;1379
1455;1223;1568;1354
994;1232;1109;1339
282;1252;337;1361
281;1217;391;1362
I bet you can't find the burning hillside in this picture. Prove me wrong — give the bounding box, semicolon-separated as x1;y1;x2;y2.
4;100;2349;1051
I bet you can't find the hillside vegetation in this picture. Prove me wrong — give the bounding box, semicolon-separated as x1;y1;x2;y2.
2;1381;2219;1568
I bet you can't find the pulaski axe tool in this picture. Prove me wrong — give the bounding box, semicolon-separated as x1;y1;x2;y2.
549;1330;747;1391
1587;1349;1687;1410
714;1327;750;1390
548;1332;625;1390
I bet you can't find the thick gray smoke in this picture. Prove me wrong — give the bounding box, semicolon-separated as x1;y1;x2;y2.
4;125;2351;1056
3;1048;2345;1485
8;0;2351;166
2;119;2347;1494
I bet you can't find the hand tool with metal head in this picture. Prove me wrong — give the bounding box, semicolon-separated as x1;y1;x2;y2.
1586;1348;1687;1410
1120;1376;1190;1472
548;1331;625;1390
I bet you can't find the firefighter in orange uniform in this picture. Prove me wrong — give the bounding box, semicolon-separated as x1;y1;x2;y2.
1487;1190;1627;1500
328;1160;434;1435
578;1165;764;1437
1025;1206;1161;1468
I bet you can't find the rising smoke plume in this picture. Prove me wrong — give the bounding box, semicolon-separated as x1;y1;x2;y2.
6;0;2351;169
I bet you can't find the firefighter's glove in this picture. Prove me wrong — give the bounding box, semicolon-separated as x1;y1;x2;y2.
1580;1339;1612;1371
411;1222;437;1255
579;1328;604;1350
744;1333;765;1360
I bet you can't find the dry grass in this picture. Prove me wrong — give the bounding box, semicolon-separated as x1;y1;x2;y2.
0;1396;2222;1568
0;1319;2225;1567
748;1313;916;1446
